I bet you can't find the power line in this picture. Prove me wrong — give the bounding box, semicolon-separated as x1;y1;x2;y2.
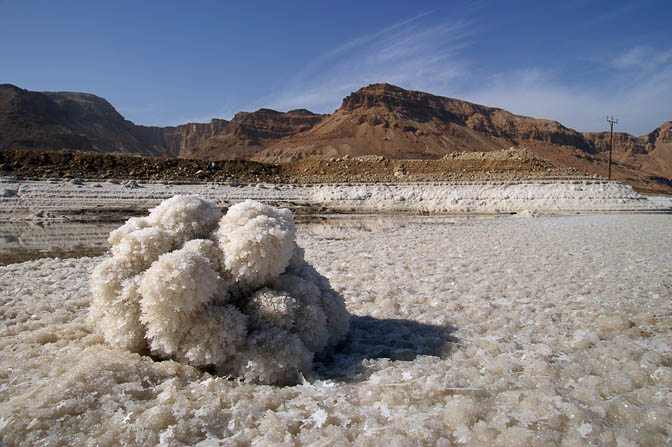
606;116;618;180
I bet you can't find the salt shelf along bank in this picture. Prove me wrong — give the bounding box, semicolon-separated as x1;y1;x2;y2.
0;178;667;218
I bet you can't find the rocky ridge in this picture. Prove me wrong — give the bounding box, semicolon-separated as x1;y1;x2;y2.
0;84;166;156
0;148;588;186
260;83;593;161
165;109;326;160
1;83;670;193
0;84;325;160
583;121;672;182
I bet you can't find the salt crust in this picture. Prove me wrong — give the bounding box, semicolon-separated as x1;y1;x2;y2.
89;196;350;386
214;201;296;291
1;214;671;446
0;178;665;216
310;181;659;213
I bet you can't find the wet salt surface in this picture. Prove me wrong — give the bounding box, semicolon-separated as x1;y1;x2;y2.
0;214;493;266
0;221;119;265
1;214;671;446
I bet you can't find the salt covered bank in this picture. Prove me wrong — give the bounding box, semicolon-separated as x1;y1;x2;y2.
2;212;671;445
0;178;667;218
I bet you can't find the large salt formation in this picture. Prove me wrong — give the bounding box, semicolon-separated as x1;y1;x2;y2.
89;196;350;385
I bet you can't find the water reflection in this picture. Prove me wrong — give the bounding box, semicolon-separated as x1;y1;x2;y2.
1;214;488;265
0;221;119;265
296;213;485;231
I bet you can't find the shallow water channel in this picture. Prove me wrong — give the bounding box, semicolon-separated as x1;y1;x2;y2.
0;214;497;266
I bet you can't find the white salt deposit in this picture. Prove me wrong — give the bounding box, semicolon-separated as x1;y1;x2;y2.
88;197;350;386
310;180;660;213
1;213;671;446
214;200;296;290
647;195;672;208
0;177;666;217
0;221;117;257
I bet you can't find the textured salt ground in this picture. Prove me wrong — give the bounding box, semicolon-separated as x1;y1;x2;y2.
0;215;494;266
1;214;671;446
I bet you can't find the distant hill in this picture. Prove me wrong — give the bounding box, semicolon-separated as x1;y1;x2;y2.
259;83;592;161
0;84;325;159
0;84;166;156
583;121;672;187
1;83;670;192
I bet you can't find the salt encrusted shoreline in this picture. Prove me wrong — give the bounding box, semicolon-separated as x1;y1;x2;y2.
0;177;667;218
1;214;671;445
1;177;671;445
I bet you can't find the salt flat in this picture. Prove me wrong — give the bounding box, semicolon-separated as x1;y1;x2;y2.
1;212;670;446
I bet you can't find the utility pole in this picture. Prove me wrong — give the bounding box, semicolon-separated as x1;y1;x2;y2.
606;116;618;180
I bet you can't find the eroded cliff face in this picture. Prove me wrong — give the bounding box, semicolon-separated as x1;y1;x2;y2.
584;121;672;154
339;83;593;150
0;84;327;159
256;83;597;162
583;121;672;179
160;109;327;160
0;84;166;156
0;81;657;163
157;119;231;158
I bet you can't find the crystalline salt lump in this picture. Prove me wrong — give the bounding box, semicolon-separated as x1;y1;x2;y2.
89;196;350;385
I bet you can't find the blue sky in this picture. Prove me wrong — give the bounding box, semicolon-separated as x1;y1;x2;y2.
2;0;670;135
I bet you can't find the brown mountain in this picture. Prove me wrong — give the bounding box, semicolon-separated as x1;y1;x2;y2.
1;82;670;192
0;84;325;159
160;109;326;160
0;84;166;156
260;83;669;192
257;83;593;162
583;121;672;184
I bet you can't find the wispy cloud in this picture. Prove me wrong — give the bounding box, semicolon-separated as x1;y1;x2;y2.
261;13;670;135
580;2;639;27
611;46;672;71
261;14;474;114
464;50;672;135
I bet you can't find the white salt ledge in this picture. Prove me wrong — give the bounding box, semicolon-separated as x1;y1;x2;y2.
1;178;666;216
310;180;660;213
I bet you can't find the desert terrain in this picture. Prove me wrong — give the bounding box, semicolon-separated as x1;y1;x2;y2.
2;83;671;194
1;83;671;447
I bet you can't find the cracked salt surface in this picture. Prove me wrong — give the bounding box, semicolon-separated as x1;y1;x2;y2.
1;213;671;446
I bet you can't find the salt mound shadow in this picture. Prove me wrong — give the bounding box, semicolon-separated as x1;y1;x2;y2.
314;315;458;380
